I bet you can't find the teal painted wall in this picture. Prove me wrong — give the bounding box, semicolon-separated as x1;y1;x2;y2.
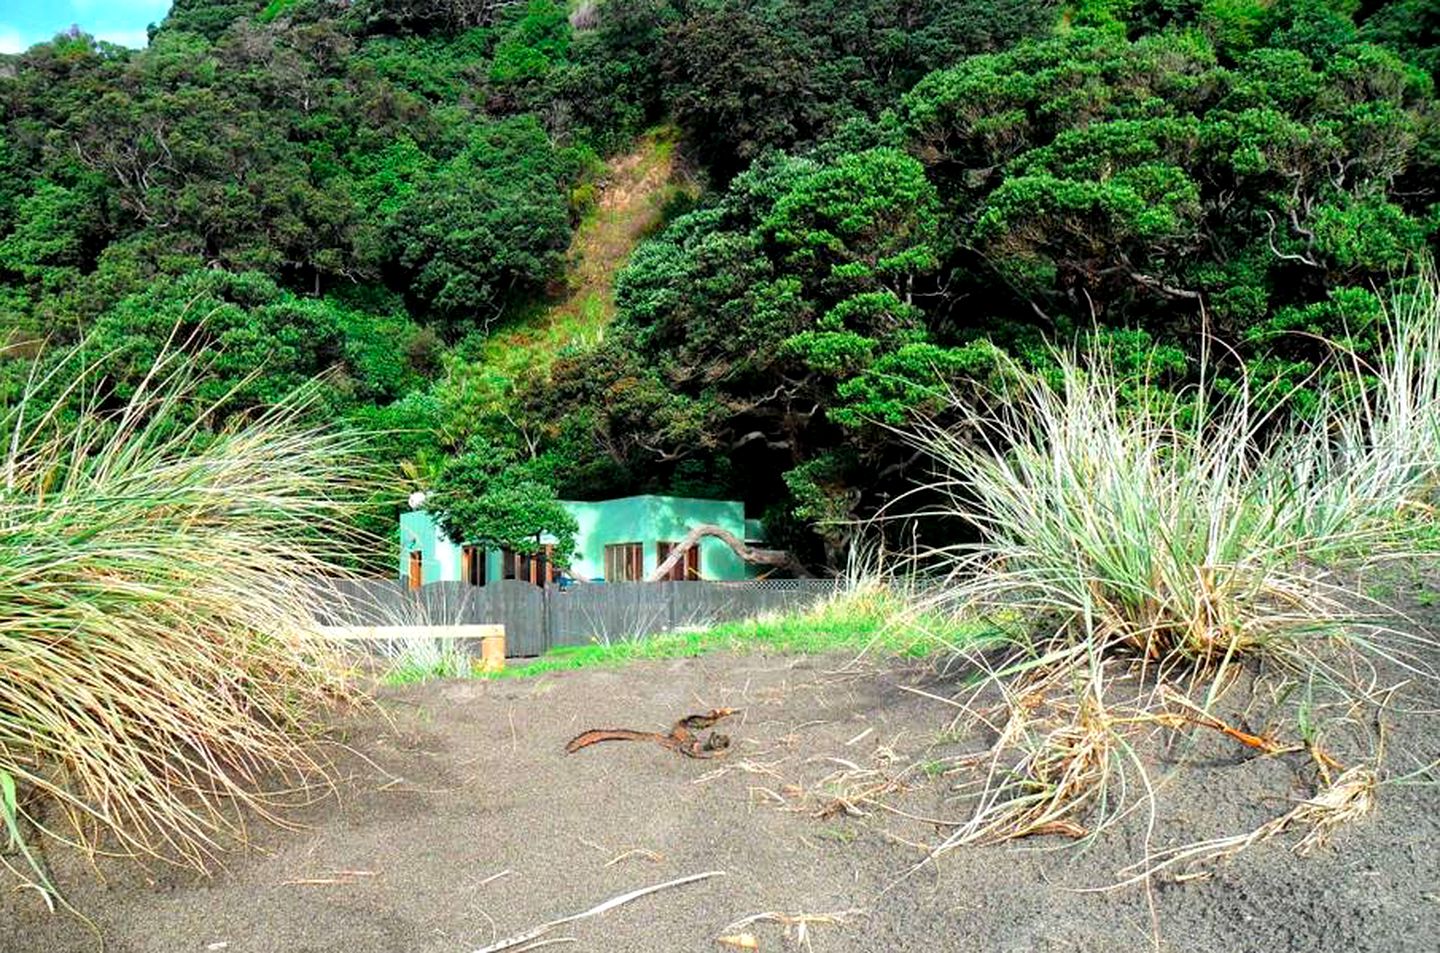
399;509;456;584
397;495;753;583
638;495;748;581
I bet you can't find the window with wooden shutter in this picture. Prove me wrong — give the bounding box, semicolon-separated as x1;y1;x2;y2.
499;546;551;587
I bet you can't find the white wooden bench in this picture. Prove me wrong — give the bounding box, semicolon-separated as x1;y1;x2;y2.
315;624;507;671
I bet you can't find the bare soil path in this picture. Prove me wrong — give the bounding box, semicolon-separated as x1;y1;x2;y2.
5;648;1436;953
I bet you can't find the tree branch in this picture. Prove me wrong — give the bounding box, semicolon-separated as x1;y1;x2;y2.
1263;211;1321;268
646;523;812;581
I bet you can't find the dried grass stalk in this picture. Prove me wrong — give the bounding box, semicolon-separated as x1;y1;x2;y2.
0;342;377;904
904;271;1440;859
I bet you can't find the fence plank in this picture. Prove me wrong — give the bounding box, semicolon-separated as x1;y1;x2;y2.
548;582;674;649
496;580;547;656
309;577;842;657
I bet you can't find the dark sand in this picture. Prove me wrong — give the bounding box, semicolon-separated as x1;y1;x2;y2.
4;645;1437;953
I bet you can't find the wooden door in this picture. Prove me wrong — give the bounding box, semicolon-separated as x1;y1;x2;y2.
408;550;423;590
462;545;485;586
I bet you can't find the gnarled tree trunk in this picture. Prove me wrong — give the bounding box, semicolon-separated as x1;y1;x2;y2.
647;523;811;581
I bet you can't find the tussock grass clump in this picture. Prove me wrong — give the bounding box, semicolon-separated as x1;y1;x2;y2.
910;274;1440;857
381;639;474;685
918;356;1396;677
0;346;373;904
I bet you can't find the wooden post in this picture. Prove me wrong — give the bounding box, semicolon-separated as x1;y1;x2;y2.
479;629;506;673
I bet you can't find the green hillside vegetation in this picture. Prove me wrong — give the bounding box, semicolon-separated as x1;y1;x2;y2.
0;0;1436;570
450;123;696;453
482;124;693;371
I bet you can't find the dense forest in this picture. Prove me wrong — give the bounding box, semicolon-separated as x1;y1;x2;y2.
0;0;1436;570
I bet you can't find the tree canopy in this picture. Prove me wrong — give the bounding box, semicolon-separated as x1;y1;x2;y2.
427;438;578;563
0;0;1433;571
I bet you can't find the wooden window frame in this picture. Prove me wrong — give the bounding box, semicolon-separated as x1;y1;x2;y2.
656;541;701;581
500;545;554;587
604;542;644;582
461;545;486;587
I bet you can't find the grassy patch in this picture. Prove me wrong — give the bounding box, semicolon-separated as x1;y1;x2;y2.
470;125;697;378
811;824;859;845
433;126;701;454
380;640;473;686
478;587;991;680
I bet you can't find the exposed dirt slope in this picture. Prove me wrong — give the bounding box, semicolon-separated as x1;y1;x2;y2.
477;126;696;377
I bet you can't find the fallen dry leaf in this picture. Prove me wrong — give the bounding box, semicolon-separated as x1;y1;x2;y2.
716;933;759;950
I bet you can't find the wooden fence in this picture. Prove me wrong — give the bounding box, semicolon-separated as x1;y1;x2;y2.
309;578;844;657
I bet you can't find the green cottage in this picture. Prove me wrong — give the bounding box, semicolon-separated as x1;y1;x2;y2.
398;494;765;587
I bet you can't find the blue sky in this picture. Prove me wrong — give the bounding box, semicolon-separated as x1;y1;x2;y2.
0;1;173;53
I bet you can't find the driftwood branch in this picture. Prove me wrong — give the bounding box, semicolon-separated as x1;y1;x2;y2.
647;523;812;581
470;871;725;953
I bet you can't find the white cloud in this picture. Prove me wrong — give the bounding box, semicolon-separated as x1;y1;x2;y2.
0;26;23;55
95;27;150;48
